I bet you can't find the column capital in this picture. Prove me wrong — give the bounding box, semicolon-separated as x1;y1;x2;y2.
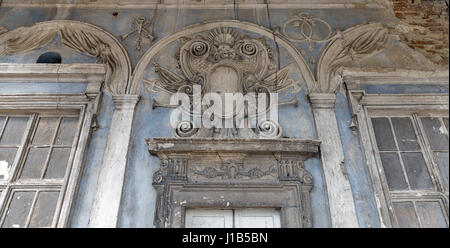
308;93;336;109
112;94;140;110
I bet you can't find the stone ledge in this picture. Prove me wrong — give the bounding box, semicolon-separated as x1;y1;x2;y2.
2;0;390;9
0;63;106;83
147;138;320;154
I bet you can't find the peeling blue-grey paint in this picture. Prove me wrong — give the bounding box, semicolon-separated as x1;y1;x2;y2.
0;6;443;228
335;92;381;228
362;84;449;94
70;92;115;228
0;82;87;94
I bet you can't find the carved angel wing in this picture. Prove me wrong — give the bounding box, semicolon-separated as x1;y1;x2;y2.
149;63;187;93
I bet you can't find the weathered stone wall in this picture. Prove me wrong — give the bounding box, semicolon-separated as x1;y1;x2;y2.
392;0;449;67
0;0;448;228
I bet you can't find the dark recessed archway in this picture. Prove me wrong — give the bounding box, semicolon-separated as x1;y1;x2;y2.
36;52;62;64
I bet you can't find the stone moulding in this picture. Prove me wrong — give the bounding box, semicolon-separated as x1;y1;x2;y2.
147;138;320;153
1;0;391;9
147;138;320;228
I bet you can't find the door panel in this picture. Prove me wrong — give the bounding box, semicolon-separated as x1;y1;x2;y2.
185;208;281;228
185;209;233;228
235;209;281;228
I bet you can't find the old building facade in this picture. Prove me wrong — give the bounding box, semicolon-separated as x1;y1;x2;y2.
0;0;448;228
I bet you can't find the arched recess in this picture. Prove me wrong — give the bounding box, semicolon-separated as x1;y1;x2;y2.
0;20;132;95
130;20;315;95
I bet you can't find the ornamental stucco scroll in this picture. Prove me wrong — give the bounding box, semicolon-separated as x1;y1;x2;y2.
144;27;302;138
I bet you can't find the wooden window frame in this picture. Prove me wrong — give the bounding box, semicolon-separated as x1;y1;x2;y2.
0;63;104;227
348;90;449;227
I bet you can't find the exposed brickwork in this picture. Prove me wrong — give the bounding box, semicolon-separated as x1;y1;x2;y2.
393;0;449;67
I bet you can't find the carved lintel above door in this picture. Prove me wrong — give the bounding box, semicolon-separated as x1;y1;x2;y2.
147;138;320;228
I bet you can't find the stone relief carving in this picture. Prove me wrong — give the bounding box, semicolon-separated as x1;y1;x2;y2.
0;20;132;95
121;16;155;51
148;138;320;228
193;163;278;180
314;23;391;93
0;27;8;35
282;12;333;64
144;27;302;138
131;20;316;96
153;157;188;184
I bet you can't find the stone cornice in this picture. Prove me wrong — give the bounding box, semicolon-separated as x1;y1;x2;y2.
0;63;106;83
147;138;320;154
1;0;390;9
0;21;132;95
342;67;450;88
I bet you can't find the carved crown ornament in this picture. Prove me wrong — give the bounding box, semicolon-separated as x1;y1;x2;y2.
144;27;303;139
